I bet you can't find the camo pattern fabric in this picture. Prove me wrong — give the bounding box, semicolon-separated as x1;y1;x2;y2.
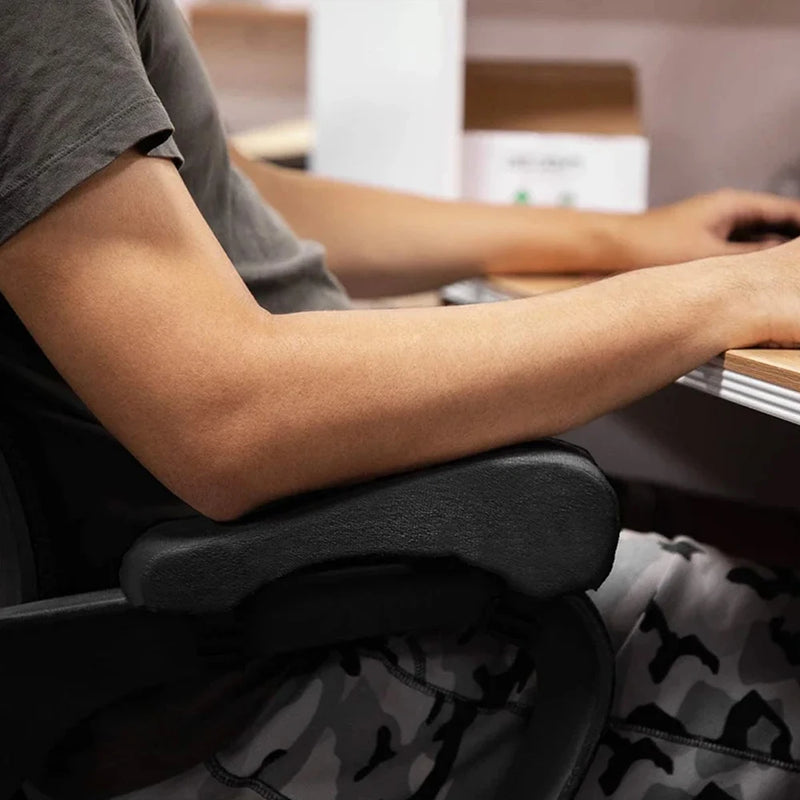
89;629;535;800
28;530;800;800
577;531;800;800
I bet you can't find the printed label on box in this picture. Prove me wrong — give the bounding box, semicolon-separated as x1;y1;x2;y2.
462;130;649;213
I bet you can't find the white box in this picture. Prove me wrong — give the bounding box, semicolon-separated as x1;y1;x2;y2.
462;130;649;212
462;62;649;212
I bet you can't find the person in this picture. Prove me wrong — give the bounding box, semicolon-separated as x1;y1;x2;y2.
3;1;800;798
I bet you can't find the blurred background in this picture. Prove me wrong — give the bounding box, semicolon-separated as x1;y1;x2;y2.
178;0;800;207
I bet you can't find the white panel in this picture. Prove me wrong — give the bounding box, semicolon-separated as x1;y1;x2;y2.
310;0;465;198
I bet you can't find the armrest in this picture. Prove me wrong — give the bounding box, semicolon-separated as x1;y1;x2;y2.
121;440;620;613
0;437;619;800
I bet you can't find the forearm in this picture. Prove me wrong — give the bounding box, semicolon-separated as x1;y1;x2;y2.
6;152;775;525
213;257;754;518
231;148;630;297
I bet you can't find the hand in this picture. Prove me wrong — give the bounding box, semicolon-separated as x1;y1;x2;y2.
618;189;800;270
732;233;800;348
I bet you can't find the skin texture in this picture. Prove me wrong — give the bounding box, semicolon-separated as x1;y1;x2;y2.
1;151;800;521
231;146;800;297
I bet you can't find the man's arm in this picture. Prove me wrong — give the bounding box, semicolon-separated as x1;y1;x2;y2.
231;146;800;297
0;152;793;522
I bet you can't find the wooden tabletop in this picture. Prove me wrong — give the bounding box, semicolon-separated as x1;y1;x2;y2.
488;274;800;394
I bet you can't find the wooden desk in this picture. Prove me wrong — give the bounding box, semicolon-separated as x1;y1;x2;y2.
439;274;800;510
486;274;800;426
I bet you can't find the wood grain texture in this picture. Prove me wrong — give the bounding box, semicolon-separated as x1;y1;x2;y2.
488;275;800;392
723;350;800;393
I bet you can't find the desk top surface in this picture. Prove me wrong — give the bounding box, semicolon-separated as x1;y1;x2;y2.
489;274;800;394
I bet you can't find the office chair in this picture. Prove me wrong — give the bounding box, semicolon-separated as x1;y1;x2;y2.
0;410;620;800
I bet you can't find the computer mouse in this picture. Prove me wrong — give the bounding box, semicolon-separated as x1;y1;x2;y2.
728;220;800;243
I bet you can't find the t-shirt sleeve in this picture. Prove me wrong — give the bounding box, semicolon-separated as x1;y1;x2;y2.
0;0;184;246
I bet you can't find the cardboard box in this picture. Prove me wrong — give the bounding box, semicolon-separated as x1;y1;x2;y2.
462;62;649;212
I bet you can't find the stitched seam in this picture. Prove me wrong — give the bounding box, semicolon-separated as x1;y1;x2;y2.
205;755;291;800
407;636;427;683
0;96;163;203
362;651;534;717
610;718;800;772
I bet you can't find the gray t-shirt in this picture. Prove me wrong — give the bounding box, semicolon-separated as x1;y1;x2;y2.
0;0;349;591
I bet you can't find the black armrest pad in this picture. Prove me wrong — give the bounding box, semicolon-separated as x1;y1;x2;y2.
121;441;620;613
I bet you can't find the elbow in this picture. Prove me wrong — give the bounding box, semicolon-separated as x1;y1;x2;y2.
161;437;269;524
188;492;252;524
148;398;299;523
178;462;264;523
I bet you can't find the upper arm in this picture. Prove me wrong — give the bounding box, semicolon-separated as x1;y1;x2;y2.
0;151;269;519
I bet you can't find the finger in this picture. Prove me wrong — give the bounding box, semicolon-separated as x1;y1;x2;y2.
757;340;800;350
719;189;800;226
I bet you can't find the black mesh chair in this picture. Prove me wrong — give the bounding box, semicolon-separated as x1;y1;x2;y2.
0;413;620;800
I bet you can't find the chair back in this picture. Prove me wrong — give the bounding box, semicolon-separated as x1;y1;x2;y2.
0;414;38;605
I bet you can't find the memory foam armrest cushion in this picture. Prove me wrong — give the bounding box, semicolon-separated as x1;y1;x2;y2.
120;440;620;614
